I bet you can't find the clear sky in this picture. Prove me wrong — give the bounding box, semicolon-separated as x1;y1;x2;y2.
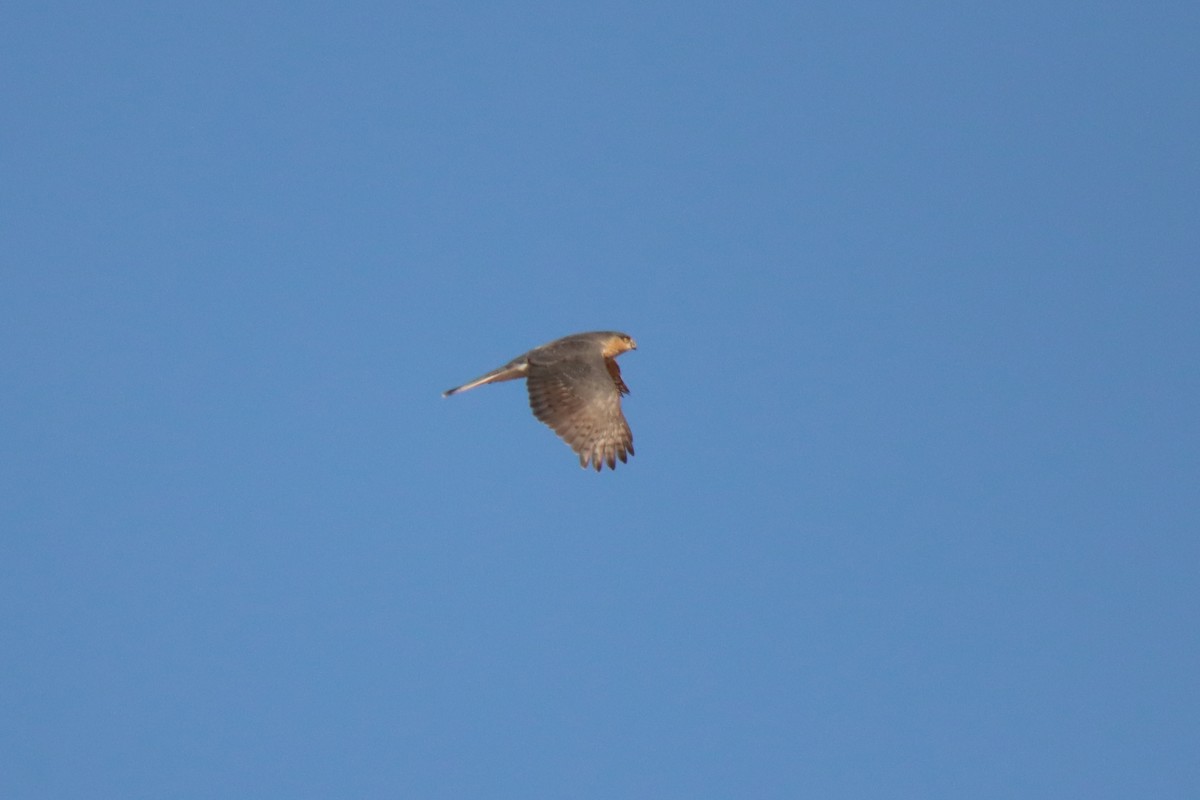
3;2;1197;797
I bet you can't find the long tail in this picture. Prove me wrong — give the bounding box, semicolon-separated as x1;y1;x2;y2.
442;360;528;397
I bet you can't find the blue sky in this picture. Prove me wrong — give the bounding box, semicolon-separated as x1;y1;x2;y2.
2;2;1197;797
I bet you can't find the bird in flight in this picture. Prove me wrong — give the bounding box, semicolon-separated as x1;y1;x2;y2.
443;331;638;471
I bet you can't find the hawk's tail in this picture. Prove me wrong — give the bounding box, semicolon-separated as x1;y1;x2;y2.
442;360;528;397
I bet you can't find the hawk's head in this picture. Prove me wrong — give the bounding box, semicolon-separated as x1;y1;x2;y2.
601;332;637;358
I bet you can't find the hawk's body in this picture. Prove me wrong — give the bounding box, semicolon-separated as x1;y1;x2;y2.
443;331;637;470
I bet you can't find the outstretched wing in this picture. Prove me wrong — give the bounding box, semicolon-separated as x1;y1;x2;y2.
526;357;634;471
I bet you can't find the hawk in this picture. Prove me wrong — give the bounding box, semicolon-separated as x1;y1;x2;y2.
443;331;638;470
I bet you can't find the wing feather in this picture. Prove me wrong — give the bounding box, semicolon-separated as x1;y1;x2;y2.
527;357;634;471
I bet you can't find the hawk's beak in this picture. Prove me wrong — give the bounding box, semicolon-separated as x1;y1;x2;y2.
629;339;637;350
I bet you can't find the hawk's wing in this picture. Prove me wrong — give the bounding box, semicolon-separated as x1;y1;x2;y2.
527;357;634;471
606;358;630;395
